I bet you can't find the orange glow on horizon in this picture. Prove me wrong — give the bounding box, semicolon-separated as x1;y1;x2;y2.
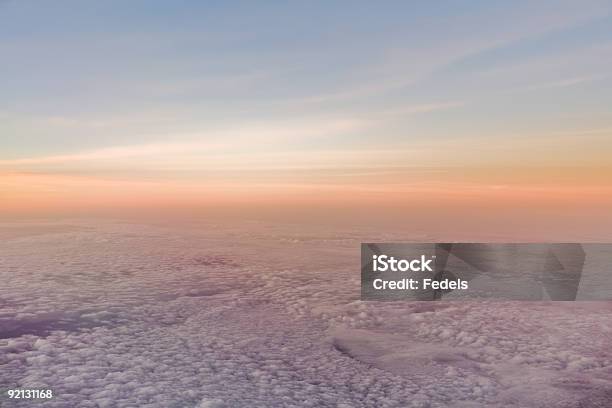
3;171;611;216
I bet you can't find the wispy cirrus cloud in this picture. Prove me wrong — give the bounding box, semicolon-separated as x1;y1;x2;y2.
0;117;369;166
512;74;607;93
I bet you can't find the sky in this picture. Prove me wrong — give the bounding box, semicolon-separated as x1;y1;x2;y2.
1;1;611;232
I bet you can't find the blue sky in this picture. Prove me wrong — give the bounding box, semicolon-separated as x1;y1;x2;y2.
1;0;611;190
